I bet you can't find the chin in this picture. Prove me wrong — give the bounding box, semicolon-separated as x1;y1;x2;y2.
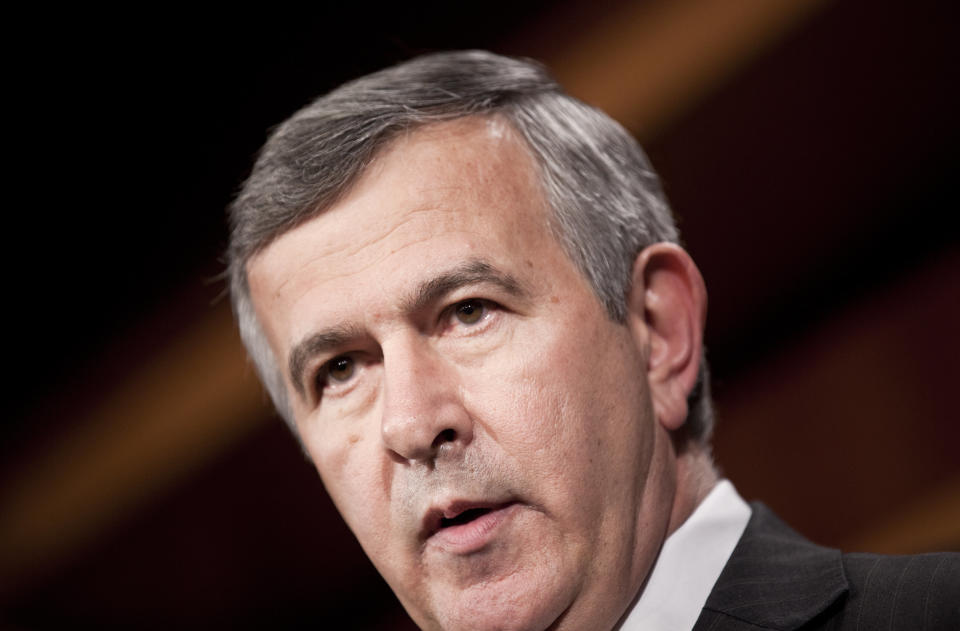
431;602;564;631
414;563;583;631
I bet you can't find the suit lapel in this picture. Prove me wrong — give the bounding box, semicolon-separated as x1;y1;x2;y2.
693;503;848;631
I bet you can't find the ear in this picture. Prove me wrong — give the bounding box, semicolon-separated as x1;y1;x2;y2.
626;243;707;432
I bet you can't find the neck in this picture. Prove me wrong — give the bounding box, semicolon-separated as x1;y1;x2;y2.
665;444;718;538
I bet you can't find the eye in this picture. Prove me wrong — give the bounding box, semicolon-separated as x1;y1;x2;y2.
321;355;355;388
454;299;486;325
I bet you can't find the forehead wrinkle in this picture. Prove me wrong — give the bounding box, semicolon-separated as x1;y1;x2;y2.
263;202;463;299
262;119;543;299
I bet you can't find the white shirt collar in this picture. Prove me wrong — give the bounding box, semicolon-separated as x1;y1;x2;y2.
617;480;751;631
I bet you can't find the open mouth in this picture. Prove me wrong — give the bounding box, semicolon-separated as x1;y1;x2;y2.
439;507;493;529
423;501;519;553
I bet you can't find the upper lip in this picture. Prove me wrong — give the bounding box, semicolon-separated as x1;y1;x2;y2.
420;498;513;541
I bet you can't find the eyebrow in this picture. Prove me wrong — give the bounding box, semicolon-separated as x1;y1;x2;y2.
400;259;527;315
286;259;528;400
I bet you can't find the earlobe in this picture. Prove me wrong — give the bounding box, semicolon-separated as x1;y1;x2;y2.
627;243;707;432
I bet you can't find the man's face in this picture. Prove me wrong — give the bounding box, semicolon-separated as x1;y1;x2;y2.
248;118;677;630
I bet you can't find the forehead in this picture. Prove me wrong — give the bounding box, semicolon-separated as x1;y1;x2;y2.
247;117;572;343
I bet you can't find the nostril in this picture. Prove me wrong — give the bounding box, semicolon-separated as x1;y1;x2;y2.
432;428;457;449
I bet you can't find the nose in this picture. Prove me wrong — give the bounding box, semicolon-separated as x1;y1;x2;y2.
380;340;473;463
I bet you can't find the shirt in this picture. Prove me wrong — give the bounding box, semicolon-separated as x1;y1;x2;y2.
617;480;751;631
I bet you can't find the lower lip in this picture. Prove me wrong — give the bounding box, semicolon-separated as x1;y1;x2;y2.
430;503;519;554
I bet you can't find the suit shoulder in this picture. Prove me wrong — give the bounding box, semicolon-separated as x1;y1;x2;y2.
838;551;960;630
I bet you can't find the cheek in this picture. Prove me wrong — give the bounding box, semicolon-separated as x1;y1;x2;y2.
306;421;391;544
460;315;643;483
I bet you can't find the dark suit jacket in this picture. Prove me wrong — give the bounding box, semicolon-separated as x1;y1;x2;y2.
693;503;959;630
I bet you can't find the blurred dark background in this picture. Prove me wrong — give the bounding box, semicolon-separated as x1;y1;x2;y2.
3;0;958;628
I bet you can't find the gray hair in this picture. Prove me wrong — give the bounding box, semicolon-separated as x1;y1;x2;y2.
228;50;714;443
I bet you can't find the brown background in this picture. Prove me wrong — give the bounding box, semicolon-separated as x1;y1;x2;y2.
2;0;958;628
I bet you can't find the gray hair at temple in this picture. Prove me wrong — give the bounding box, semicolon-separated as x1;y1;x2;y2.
227;50;715;443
